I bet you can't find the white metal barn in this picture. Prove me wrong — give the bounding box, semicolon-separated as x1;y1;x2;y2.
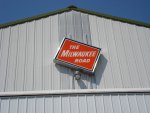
0;5;150;113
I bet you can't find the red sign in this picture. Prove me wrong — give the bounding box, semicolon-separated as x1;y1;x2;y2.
54;38;101;74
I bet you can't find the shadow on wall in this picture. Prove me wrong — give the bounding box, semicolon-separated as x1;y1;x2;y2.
76;54;107;89
55;54;107;89
94;54;107;86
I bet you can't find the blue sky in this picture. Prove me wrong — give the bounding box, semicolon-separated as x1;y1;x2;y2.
0;0;150;24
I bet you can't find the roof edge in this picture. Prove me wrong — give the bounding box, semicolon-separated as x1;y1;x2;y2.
0;5;150;28
0;7;71;29
74;7;150;28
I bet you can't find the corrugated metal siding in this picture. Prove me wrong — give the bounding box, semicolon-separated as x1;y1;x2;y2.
89;16;150;88
0;94;150;113
0;11;150;92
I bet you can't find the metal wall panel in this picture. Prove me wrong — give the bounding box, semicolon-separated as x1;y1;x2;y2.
18;98;27;113
43;17;52;90
120;23;140;88
24;21;35;91
15;24;27;91
0;27;10;92
0;94;150;113
58;12;72;90
5;26;18;91
0;11;150;92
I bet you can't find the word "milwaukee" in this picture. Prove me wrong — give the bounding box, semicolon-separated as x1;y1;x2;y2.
61;50;96;57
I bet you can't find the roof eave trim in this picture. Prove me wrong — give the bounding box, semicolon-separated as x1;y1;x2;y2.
73;7;150;28
0;7;71;29
0;6;150;28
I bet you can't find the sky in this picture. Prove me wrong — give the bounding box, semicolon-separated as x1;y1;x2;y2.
0;0;150;24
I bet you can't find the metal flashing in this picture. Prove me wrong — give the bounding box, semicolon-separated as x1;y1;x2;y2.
0;88;150;97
